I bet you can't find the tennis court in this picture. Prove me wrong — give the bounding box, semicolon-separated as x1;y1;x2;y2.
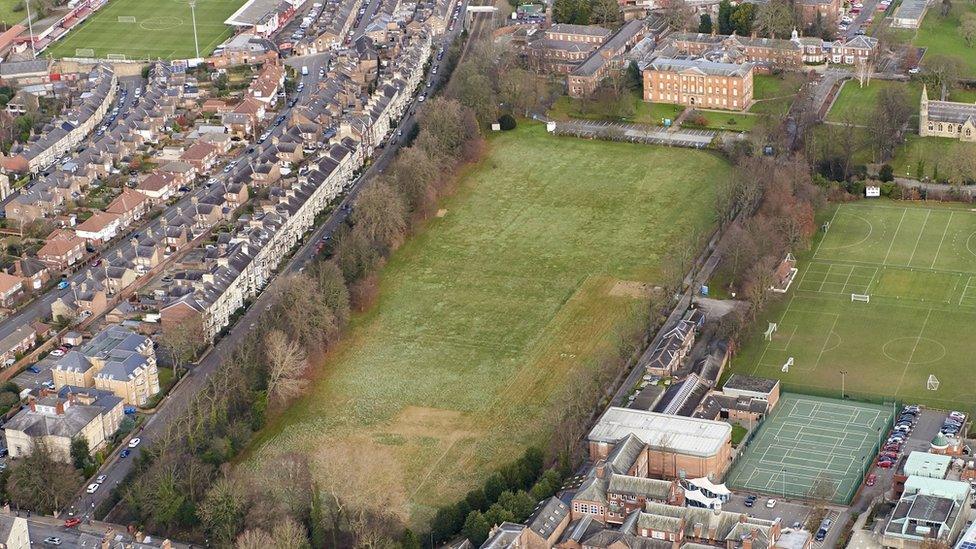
726;393;893;504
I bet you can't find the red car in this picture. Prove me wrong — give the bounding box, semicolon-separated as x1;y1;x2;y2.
866;473;877;486
64;518;81;528
877;460;894;468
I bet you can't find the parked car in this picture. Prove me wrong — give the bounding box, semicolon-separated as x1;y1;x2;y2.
27;366;40;374
766;498;776;508
49;349;65;357
63;518;81;528
815;518;833;542
877;460;894;468
128;438;141;448
124;406;137;415
44;537;62;546
866;473;877;486
85;483;99;494
57;280;70;290
120;449;131;458
96;475;107;483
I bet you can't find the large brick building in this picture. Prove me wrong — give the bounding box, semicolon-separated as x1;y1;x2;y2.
669;31;878;68
643;58;755;111
587;407;734;480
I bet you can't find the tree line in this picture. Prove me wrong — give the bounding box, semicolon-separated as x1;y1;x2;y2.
105;50;491;545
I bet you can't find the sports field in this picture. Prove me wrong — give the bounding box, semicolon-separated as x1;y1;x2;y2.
46;0;242;60
727;394;892;504
733;201;976;413
247;123;729;526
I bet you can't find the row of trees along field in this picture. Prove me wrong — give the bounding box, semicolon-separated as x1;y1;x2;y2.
101;35;517;545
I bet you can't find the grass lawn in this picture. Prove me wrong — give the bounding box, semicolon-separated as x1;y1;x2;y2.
750;74;802;116
730;424;748;446
891;134;976;179
0;5;26;28
247;123;729;526
727;200;976;413
46;0;242;59
827;80;921;125
949;87;976;103
549;92;685;126
913;2;976;78
685;111;759;132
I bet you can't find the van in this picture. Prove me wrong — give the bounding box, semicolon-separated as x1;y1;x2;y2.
815;518;832;542
302;65;309;75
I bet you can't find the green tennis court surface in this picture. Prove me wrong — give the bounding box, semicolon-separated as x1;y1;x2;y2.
733;201;976;413
726;394;893;504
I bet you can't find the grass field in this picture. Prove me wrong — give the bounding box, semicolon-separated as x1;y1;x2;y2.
891;134;976;179
46;0;241;59
0;5;25;28
549;92;685;127
750;74;802;116
246;123;729;526
827;80;921;125
727;394;892;504
685;110;759;132
913;2;976;78
729;200;976;414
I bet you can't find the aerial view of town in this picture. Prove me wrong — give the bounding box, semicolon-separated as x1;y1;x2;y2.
0;0;970;544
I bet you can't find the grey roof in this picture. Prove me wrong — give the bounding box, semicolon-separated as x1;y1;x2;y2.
648;57;754;78
524;497;569;540
907;494;955;523
893;0;927;21
0;59;50;77
723;374;778;394
480;522;525;549
606;432;644;474
548;23;611;37
54;350;93;373
927;100;976;125
607;474;672;500
5;399;109;439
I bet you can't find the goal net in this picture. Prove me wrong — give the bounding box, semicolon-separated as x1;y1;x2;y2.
75;48;95;57
851;293;870;303
782;357;793;373
106;54;127;61
764;322;778;341
117;15;136;22
822;221;831;232
928;375;940;390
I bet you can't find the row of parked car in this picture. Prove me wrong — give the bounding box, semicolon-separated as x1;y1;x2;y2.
942;410;966;436
877;405;921;468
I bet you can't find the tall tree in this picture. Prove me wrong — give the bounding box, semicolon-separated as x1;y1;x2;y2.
159;314;205;378
263;329;309;407
924;55;963;100
960;12;976;46
198;476;248;546
871;86;913;161
590;0;621;25
660;0;695;30
353;181;408;249
7;444;82;514
718;0;735;34
699;13;713;33
755;0;796;37
730;3;757;35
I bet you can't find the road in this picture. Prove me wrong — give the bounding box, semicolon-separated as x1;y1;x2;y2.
74;22;465;520
842;0;881;39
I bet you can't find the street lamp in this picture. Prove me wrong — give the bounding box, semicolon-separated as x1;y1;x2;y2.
189;0;200;59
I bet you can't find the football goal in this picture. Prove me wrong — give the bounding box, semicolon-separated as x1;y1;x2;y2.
782;357;794;373
851;293;870;303
764;322;778;341
106;54;127;61
118;15;136;22
74;48;95;57
928;375;940;391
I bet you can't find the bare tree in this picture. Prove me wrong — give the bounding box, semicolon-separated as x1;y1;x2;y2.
236;529;275;549
270;517;311;548
755;0;796;37
159;314;205;379
660;0;695;30
264;329;309;406
924;54;963;100
871;86;913;161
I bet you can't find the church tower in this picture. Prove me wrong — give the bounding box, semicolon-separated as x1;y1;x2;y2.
920;84;929;137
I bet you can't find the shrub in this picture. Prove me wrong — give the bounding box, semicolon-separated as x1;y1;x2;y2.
498;114;517;131
879;164;893;182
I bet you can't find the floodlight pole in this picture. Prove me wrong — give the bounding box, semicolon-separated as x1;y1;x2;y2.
189;0;200;59
840;370;848;399
25;0;36;59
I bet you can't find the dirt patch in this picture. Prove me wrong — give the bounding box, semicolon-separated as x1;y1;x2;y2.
609;280;652;298
436;209;448;217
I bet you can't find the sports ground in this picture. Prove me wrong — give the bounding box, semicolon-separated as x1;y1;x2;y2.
247;123;729;525
727;394;892;504
733;201;976;412
46;0;242;60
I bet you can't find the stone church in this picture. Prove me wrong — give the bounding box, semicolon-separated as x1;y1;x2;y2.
920;85;976;142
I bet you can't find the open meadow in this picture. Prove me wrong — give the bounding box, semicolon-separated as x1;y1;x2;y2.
246;123;729;526
729;200;976;413
46;0;241;59
913;2;976;78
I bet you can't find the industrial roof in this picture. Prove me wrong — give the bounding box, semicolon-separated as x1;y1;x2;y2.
904;476;971;502
588;407;731;457
903;451;951;479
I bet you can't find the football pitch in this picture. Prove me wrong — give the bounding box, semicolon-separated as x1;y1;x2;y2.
46;0;242;60
726;394;892;504
734;201;976;412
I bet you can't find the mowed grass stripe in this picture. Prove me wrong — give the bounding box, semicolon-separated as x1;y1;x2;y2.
731;201;976;413
47;0;242;59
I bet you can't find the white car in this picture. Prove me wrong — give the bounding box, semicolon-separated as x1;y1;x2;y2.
50;349;65;357
85;483;99;494
766;498;776;508
96;475;107;483
128;438;141;448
